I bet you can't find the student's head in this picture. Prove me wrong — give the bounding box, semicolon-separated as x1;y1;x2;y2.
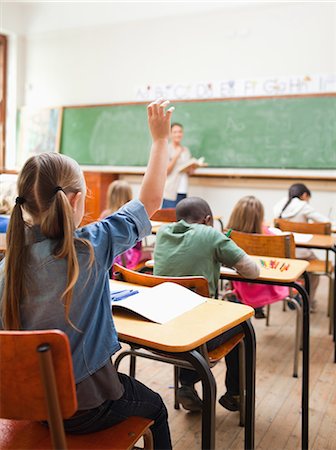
176;197;213;226
288;183;311;202
106;180;132;213
171;122;184;144
14;152;86;229
278;183;311;218
2;152;91;330
0;181;16;215
227;196;264;234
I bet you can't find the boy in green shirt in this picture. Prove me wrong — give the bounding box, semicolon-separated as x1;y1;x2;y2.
154;197;259;412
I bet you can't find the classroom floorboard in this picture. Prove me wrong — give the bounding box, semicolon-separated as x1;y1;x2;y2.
114;278;336;450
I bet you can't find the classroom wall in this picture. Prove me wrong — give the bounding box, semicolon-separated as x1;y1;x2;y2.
20;2;335;106
122;175;336;225
5;2;336;215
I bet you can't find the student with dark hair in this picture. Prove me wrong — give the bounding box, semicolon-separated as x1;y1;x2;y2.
154;196;259;413
274;183;329;222
274;183;330;311
162;123;194;208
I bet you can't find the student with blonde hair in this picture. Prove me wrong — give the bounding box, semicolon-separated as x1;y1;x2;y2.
0;181;16;232
100;180;142;269
100;180;133;218
0;99;174;449
227;195;289;318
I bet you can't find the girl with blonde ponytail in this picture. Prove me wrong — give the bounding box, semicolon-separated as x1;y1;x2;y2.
227;196;289;318
0;99;174;449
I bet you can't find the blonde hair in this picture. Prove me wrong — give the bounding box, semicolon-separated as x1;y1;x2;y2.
105;180;132;214
0;181;16;215
1;152;93;330
227;196;264;234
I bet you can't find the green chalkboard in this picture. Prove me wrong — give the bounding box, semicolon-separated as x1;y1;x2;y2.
60;96;336;169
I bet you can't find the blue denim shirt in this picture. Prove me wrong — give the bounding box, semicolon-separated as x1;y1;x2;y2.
0;199;151;383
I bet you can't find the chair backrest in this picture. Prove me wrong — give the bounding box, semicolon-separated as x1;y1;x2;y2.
113;263;210;297
0;330;77;421
150;208;176;222
274;218;331;235
230;230;296;258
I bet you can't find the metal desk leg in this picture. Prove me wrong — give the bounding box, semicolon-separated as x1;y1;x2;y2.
241;319;256;450
293;282;310;450
302;271;310;298
183;350;216;450
333;249;336;357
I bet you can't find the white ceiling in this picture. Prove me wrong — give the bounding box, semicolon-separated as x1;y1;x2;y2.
1;1;262;35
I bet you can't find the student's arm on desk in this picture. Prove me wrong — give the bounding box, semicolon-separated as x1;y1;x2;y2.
215;231;260;279
233;254;260;279
302;203;330;223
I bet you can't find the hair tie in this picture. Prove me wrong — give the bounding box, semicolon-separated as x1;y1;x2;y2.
54;186;65;195
15;196;25;205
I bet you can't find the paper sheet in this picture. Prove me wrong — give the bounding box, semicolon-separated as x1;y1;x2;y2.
111;282;206;324
293;233;313;244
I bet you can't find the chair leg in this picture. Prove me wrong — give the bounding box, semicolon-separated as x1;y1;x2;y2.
266;304;271;327
288;297;302;378
143;428;154;450
174;366;180;410
282;299;287;311
130;347;137;377
329;276;334;335
238;341;246;427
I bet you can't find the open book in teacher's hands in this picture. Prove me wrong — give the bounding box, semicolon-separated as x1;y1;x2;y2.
179;156;208;173
111;282;207;324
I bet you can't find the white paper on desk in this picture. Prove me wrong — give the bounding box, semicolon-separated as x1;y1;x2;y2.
111;282;206;324
221;267;238;275
269;227;313;243
293;233;313;244
268;226;285;236
150;221;165;227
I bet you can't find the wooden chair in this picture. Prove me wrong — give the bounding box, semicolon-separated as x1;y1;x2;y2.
141;209;177;262
150;208;176;222
274;218;334;330
274;218;331;235
112;263;246;426
229;230;302;377
0;330;154;450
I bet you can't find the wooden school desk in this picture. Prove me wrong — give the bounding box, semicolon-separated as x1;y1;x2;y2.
145;256;310;450
295;234;336;361
110;279;256;450
219;256;310;450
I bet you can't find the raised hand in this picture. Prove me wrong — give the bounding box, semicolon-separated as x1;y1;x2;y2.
147;98;175;142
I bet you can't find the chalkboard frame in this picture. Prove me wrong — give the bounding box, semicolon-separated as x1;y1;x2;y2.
61;92;336;170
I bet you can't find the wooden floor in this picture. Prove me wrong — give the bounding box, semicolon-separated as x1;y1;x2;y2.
114;278;336;449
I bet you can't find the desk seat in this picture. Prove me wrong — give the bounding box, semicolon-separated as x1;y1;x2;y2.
307;259;333;273
0;416;153;450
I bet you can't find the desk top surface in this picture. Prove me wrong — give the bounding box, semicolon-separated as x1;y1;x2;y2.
221;255;309;283
110;279;253;352
294;233;335;249
145;255;309;284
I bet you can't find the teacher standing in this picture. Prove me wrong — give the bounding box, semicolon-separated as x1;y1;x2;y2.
162;122;194;208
